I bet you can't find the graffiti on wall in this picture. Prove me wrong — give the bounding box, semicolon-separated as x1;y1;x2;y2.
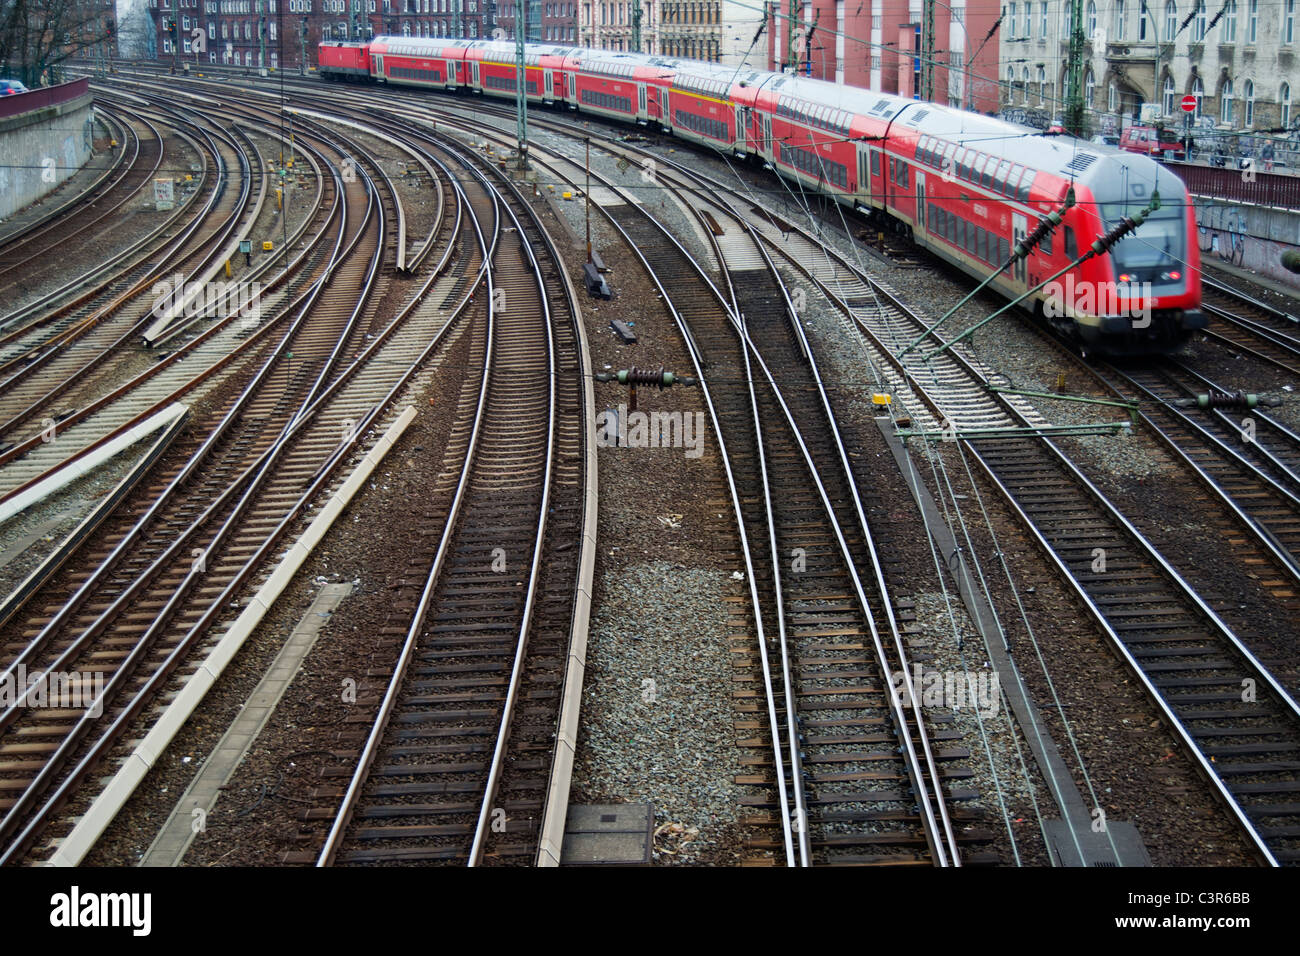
1195;198;1247;267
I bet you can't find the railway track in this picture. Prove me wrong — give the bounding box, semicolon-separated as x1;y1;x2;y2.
559;137;963;864
1096;359;1300;589
0;112;254;441
270;83;1300;863
0;97;487;864
753;224;1300;866
0;113;340;515
0;107;158;298
1199;277;1300;375
309;139;589;867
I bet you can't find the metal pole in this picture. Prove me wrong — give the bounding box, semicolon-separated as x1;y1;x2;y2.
1064;0;1086;135
632;0;642;52
258;0;267;75
516;0;528;169
787;0;797;71
921;0;935;100
585;138;592;262
454;0;462;38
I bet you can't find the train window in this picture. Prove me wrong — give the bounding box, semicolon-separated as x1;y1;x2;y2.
998;236;1010;262
978;228;989;262
871;151;880;177
1064;226;1077;259
1017;171;1035;202
993;159;1011;194
1003;165;1022;198
1041;229;1052;256
981;157;996;189
956;217;965;248
967;222;978;255
971;155;985;183
948;213;957;243
888;157;896;182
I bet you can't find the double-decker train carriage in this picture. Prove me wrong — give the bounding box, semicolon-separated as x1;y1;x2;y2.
317;36;1204;354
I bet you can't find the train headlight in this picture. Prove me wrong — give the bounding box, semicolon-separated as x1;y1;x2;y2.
1160;270;1181;281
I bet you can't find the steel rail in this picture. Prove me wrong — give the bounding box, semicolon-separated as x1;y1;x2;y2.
316;167;498;868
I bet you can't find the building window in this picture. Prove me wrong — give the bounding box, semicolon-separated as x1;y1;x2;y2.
1163;74;1175;115
1244;79;1254;125
1247;0;1257;41
1288;0;1296;43
1191;75;1204;117
1220;78;1233;124
1085;66;1095;105
1193;3;1206;40
1022;65;1031;103
1108;81;1117;111
1282;82;1292;127
1138;0;1148;39
1223;0;1236;41
1164;0;1176;39
1114;0;1125;39
1040;0;1048;36
1087;0;1097;36
1037;65;1046;104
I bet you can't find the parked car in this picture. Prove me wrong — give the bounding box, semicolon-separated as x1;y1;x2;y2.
1118;125;1186;161
0;79;29;95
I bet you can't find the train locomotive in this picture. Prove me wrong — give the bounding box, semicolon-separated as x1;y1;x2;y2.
318;36;1205;355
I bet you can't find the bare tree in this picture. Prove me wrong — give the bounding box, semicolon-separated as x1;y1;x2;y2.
115;2;152;58
0;0;117;86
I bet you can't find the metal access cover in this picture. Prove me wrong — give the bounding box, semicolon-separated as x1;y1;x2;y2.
1044;819;1152;867
560;803;654;865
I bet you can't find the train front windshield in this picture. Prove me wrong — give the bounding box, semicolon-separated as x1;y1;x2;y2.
1099;199;1186;279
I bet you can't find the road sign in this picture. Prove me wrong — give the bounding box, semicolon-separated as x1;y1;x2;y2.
1181;94;1197;113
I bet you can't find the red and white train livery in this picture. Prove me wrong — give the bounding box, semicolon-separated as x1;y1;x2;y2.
318;36;1204;354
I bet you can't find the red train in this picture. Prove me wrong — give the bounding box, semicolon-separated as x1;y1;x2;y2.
318;37;1205;355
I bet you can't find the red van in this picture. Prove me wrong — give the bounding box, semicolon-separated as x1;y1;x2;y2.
1118;125;1186;161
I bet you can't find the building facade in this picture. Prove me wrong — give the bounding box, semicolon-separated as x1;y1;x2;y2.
998;0;1298;135
571;2;764;63
146;0;511;71
765;0;1003;112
